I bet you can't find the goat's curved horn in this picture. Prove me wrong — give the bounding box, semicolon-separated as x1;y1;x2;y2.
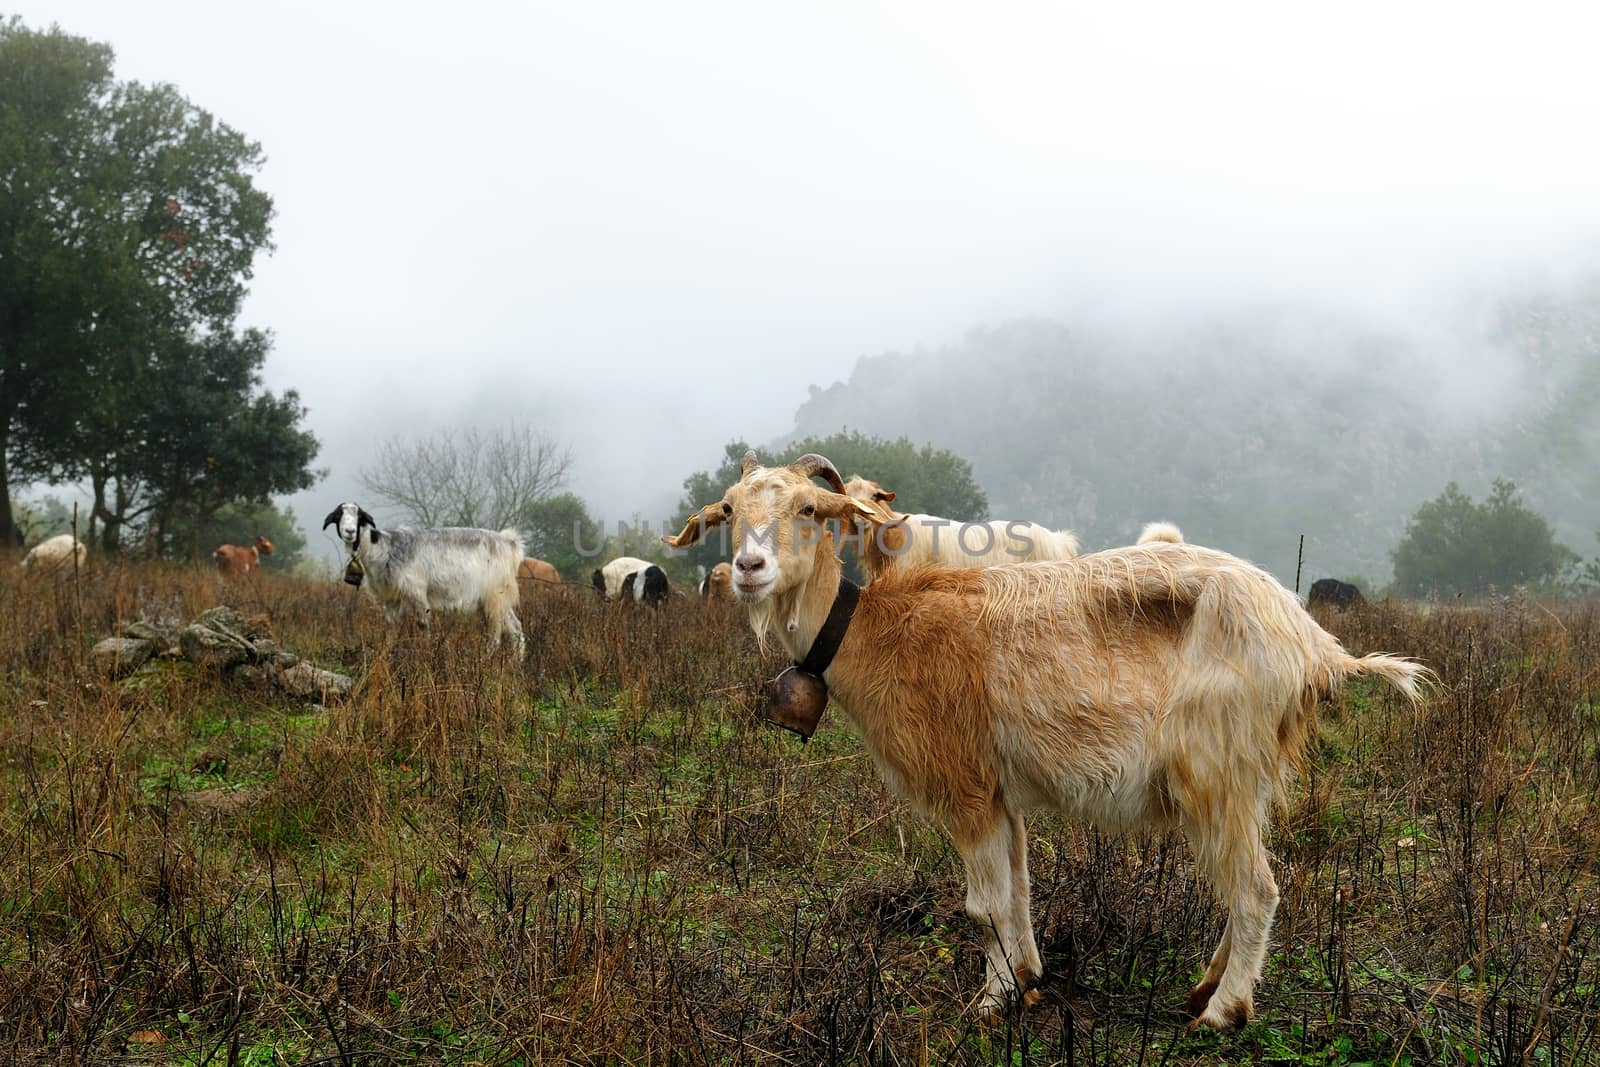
741;450;761;476
790;453;846;493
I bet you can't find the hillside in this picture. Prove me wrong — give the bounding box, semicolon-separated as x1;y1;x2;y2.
787;291;1600;587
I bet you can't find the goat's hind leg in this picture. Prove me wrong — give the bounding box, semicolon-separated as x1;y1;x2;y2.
1186;808;1279;1032
503;607;525;658
1187;917;1233;1017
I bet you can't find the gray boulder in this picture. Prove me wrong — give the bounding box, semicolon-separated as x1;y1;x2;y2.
270;661;354;700
90;637;154;678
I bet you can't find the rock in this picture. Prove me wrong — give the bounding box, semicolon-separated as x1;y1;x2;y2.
197;606;271;641
179;622;253;669
122;620;179;653
176;604;350;697
270;660;354;700
90;637;154;678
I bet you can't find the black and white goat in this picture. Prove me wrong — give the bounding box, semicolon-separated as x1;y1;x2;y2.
592;555;670;607
323;502;525;655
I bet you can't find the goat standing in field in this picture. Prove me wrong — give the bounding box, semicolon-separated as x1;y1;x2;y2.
699;561;733;600
214;536;275;578
667;452;1430;1029
517;557;561;588
592;556;670;606
323;502;525;656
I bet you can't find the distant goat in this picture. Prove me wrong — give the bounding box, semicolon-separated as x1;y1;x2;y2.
214;536;275;578
517;557;561;587
700;561;733;600
323;503;525;655
843;475;1079;580
21;534;87;573
592;555;669;606
1307;578;1365;611
669;452;1430;1030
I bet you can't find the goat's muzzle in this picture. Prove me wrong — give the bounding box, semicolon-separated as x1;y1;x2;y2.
765;666;828;739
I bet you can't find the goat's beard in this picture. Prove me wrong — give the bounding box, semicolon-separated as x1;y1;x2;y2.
745;598;778;654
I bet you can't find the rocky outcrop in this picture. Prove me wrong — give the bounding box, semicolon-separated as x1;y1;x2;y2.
104;604;353;702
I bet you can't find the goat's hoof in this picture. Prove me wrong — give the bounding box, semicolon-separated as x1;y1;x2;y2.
1186;998;1251;1034
1184;978;1219;1018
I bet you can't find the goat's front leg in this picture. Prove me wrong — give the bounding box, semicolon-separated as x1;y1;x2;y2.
956;804;1035;1020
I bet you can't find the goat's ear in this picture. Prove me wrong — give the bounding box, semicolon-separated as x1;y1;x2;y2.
878;520;909;555
814;490;877;524
357;508;376;529
873;488;896;503
662;502;727;548
321;507;342;530
741;450;761;477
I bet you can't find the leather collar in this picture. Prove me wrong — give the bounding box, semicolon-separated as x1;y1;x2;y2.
797;574;860;676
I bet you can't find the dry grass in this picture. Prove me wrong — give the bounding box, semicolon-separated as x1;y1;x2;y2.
1;560;1597;1065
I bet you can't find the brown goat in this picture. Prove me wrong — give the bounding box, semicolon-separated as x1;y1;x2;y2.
700;561;733;600
214;536;275;578
517;557;561;587
667;452;1430;1029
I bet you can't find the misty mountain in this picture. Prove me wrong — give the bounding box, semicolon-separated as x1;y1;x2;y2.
784;287;1600;587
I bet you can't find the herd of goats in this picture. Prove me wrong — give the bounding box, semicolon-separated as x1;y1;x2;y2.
17;452;1427;1032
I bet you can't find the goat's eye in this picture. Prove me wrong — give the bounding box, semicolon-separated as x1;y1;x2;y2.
800;504;816;517
721;502;733;517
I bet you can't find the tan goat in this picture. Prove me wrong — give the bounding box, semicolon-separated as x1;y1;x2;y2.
213;536;275;578
517;557;561;587
700;561;733;600
842;475;1079;580
668;452;1429;1030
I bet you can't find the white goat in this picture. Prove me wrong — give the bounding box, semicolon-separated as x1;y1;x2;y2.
21;534;87;573
322;503;525;656
669;453;1431;1030
843;475;1079;580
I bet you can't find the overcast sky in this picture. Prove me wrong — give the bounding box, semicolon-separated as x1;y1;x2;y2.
21;2;1600;557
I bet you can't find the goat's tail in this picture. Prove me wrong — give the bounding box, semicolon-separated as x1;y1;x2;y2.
1336;652;1434;706
1281;650;1433;784
1137;521;1184;545
500;527;526;559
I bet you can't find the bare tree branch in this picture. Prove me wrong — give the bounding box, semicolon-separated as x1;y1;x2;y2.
358;423;573;529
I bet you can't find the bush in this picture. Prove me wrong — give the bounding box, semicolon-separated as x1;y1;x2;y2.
1392;479;1578;596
